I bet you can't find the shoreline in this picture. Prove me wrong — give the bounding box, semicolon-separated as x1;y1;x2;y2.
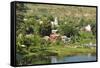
48;45;96;57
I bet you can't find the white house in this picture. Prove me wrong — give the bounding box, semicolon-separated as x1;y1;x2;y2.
51;17;59;28
84;24;91;32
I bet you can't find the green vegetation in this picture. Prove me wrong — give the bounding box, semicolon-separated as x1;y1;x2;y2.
16;3;97;65
48;45;96;57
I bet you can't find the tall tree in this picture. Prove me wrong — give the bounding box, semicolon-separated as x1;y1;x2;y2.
16;3;28;35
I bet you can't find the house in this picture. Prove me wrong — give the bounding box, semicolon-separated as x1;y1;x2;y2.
51;17;59;28
80;24;91;32
84;24;91;32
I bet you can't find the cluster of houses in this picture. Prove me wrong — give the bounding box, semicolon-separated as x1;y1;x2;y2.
41;16;92;44
40;17;71;44
42;29;71;44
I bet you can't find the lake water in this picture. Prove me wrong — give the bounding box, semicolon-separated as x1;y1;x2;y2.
51;55;96;63
17;53;96;65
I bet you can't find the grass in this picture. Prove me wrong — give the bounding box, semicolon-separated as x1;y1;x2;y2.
48;44;96;57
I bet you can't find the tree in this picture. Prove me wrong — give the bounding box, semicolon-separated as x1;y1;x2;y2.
91;23;96;37
16;3;28;35
60;24;79;37
39;16;52;36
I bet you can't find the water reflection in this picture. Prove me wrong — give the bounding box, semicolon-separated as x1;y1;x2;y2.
88;53;91;57
17;53;96;65
51;54;96;63
51;56;57;63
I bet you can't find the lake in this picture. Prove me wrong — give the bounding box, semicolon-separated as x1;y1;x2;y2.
30;54;96;64
51;54;96;63
16;53;96;65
